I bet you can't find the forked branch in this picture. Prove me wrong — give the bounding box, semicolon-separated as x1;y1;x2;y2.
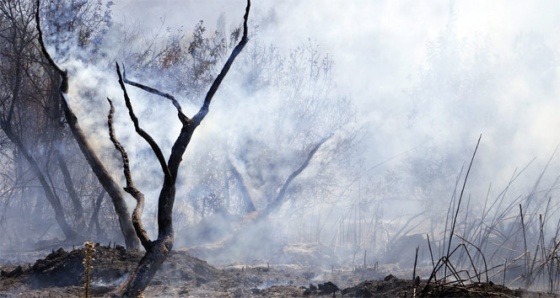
119;0;251;129
122;65;188;124
261;132;333;218
115;63;171;180
116;0;251;295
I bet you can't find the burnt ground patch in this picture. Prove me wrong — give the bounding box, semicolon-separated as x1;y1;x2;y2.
0;245;557;297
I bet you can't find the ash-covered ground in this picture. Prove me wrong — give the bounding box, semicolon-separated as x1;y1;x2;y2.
0;242;556;297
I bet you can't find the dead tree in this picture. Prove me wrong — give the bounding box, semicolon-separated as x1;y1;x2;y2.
35;0;139;250
191;133;333;254
37;0;250;295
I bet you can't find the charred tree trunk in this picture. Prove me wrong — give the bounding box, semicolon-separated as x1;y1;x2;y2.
35;1;140;250
59;91;140;249
113;2;250;294
115;178;177;296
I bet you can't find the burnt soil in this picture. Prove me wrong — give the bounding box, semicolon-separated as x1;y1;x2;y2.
0;244;556;297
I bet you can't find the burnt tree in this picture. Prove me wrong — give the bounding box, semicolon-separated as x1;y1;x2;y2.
37;0;251;295
35;0;140;250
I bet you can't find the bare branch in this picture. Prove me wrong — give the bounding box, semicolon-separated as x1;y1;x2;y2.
106;98;134;189
262;133;333;217
192;0;251;125
227;157;256;213
107;98;152;249
122;65;188;124
34;0;67;92
115;62;172;180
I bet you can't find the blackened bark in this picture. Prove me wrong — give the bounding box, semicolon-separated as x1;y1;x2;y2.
36;0;250;294
35;0;140;250
60;95;139;249
115;2;251;295
107;97;151;249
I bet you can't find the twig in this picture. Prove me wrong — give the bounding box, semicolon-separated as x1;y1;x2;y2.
106;98;151;249
519;204;529;287
427;234;436;273
447;134;482;257
413;245;419;291
454;234;489;283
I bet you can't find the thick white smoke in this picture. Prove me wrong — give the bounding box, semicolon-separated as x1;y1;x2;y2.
50;0;560;267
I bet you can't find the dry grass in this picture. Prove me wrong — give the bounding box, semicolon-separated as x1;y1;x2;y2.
417;140;560;295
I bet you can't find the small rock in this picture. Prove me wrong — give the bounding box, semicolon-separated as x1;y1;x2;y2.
384;274;396;281
233;288;244;297
318;281;339;294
